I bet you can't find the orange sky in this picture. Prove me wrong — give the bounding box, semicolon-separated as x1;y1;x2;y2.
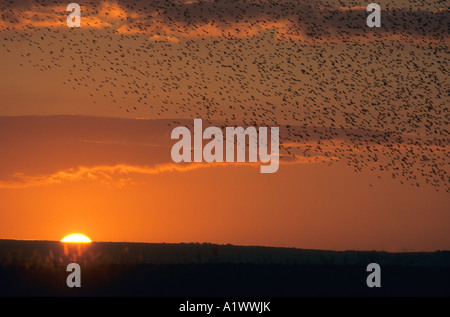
0;116;447;251
0;0;448;251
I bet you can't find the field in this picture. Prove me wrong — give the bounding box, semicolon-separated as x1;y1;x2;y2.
0;240;448;297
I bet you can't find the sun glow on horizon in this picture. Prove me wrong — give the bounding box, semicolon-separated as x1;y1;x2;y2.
61;233;92;243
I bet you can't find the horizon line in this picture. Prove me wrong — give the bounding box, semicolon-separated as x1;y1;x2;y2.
0;238;448;253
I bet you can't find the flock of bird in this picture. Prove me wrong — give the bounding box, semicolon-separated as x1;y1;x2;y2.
0;0;448;191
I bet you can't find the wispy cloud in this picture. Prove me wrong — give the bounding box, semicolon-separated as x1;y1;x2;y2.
0;156;332;189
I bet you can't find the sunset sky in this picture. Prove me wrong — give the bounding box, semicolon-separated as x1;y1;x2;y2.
0;0;448;251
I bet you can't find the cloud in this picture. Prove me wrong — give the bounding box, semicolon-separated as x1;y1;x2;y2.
0;116;447;191
0;155;332;189
0;2;113;30
0;0;447;42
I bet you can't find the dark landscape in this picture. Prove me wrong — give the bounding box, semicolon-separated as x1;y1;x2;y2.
0;240;448;297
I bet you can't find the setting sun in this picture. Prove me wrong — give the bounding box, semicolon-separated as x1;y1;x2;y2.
61;233;92;243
